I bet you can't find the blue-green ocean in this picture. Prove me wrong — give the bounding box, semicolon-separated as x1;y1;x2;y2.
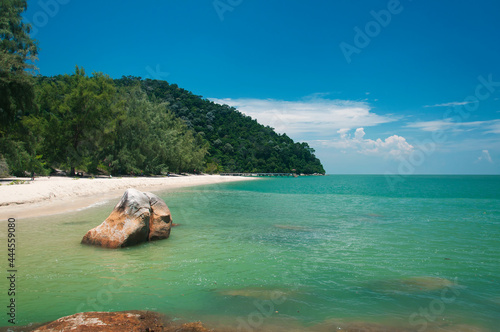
2;175;500;331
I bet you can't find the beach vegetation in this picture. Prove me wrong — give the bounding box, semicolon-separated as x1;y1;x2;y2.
35;67;118;176
7;179;29;185
100;85;209;175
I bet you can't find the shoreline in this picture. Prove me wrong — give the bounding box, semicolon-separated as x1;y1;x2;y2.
0;175;258;219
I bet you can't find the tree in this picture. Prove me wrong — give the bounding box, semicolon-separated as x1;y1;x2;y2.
103;87;208;175
0;0;39;176
37;67;117;175
0;0;38;132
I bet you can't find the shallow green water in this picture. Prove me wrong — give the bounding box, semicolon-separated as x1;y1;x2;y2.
2;175;500;330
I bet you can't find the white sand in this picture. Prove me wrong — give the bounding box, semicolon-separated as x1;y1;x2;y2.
0;175;257;219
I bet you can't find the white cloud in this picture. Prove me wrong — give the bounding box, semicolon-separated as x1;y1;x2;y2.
476;150;493;163
209;96;397;138
406;118;500;133
424;101;477;108
406;119;457;131
485;120;500;134
315;127;414;159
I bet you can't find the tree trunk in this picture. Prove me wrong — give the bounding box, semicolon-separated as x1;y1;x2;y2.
70;166;75;176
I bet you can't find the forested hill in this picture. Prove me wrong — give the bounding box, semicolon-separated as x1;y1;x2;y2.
115;77;325;174
1;70;324;177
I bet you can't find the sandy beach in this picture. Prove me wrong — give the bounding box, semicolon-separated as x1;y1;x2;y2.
0;175;257;219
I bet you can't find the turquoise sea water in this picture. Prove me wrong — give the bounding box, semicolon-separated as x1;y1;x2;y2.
2;175;500;331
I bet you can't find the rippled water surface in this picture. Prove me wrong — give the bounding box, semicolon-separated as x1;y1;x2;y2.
3;175;500;331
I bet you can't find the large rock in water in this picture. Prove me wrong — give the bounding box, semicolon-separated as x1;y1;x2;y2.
81;188;172;248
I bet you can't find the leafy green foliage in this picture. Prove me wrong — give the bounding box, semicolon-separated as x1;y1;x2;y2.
0;0;42;176
102;87;208;175
25;70;208;176
0;0;38;132
115;77;325;174
36;67;118;175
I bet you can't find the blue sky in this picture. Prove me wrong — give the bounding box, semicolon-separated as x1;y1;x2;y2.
24;0;500;174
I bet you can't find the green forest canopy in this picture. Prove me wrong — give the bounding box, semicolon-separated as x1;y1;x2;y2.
1;71;325;176
116;76;325;175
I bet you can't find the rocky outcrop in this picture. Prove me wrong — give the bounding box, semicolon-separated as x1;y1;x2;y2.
81;188;172;248
33;311;212;332
34;311;164;332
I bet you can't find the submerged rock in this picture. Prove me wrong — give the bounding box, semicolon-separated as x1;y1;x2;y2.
219;287;292;300
398;276;455;290
368;276;456;293
81;188;172;248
